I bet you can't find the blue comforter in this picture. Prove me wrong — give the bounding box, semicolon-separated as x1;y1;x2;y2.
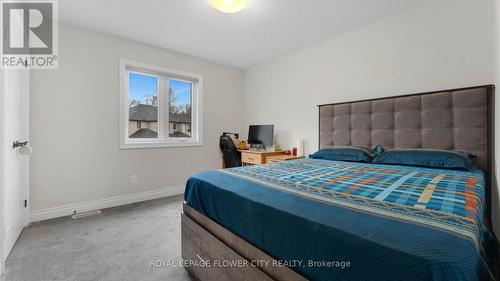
184;159;494;281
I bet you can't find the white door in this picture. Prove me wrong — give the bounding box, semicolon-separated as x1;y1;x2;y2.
3;68;30;263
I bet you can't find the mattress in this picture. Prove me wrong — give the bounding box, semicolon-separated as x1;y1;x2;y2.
184;159;494;281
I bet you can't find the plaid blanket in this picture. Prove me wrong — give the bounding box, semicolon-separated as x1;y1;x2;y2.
220;158;486;248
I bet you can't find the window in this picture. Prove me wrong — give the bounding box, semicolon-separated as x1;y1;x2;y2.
119;58;203;149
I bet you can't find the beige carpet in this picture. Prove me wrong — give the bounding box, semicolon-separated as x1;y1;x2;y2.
1;195;193;281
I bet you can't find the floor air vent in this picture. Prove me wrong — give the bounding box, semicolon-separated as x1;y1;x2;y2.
71;210;102;219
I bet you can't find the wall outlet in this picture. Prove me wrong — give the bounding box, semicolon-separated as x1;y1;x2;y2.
130;174;138;184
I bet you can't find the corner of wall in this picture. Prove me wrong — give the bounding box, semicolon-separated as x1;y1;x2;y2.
493;0;500;236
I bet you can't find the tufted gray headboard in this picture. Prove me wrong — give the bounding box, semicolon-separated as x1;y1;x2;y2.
319;85;493;172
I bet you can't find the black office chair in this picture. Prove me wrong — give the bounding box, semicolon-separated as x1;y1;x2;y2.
220;135;241;168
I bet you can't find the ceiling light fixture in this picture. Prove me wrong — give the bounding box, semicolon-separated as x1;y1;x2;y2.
210;0;247;13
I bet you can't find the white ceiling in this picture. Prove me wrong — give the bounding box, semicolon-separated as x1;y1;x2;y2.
60;0;429;69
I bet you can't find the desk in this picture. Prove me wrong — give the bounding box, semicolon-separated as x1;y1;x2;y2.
266;155;305;163
238;149;285;166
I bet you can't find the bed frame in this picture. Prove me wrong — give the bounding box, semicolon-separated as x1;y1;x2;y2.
181;203;307;281
182;85;496;281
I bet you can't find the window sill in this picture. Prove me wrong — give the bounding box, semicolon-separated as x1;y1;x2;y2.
119;140;203;150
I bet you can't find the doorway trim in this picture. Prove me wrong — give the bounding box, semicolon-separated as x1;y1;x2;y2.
0;69;5;276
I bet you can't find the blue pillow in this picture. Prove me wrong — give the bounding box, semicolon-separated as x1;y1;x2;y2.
372;149;476;170
309;145;382;163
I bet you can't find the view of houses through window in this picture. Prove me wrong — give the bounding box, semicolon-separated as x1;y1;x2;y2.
128;72;192;139
168;79;192;138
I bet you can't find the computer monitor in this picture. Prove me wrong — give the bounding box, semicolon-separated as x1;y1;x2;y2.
248;125;274;149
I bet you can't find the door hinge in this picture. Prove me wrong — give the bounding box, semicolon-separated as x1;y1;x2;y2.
24;199;27;208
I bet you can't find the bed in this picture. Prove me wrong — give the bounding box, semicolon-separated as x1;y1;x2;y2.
181;85;497;281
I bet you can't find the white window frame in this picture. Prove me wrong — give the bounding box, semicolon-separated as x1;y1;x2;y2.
119;58;203;149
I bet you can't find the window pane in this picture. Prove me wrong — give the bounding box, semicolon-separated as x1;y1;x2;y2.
168;80;192;138
128;72;159;138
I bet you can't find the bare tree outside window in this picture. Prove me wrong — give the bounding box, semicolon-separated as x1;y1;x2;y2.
125;70;194;141
168;80;192;138
120;59;202;149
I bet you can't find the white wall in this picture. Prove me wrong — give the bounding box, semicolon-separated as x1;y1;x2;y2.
30;24;244;211
494;0;500;234
244;0;497;228
244;0;494;153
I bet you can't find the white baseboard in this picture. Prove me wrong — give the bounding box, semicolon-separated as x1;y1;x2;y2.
29;185;184;222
